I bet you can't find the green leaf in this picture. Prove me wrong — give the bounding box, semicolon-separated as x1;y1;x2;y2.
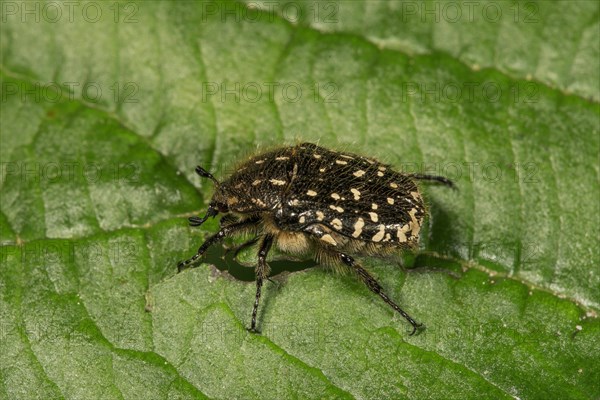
1;1;598;399
242;0;600;102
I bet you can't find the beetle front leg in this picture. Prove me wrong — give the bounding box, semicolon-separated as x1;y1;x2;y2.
177;217;260;272
248;234;274;333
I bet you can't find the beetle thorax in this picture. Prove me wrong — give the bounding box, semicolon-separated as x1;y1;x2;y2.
215;175;285;213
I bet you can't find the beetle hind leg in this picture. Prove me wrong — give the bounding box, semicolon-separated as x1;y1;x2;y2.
322;249;423;335
408;173;455;189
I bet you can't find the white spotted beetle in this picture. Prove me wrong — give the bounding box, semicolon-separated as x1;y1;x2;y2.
178;143;454;335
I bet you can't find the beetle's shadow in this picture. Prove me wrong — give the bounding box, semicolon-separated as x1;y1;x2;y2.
201;244;318;331
421;195;462;257
202;244;316;282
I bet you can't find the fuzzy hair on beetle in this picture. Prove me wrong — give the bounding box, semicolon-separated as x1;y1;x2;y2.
178;142;455;335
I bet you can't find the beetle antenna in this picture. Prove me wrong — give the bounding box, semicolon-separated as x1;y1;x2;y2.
195;166;220;187
189;166;220;227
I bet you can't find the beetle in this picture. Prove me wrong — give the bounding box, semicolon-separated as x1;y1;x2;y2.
177;142;454;335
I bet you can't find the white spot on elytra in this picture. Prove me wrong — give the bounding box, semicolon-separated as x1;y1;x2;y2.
319;168;326;173
409;208;421;237
307;190;317;196
275;156;289;161
290;199;299;206
390;182;398;188
331;218;343;230
336;159;348;165
255;160;265;164
331;193;341;200
350;188;361;200
269;179;286;185
313;153;321;159
321;234;337;246
378;166;386;171
252;180;261;186
352;218;364;238
371;203;378;210
387;197;394;205
396;226;407;242
329;205;344;213
368;212;379;222
372;225;385;242
353;170;366;177
377;171;384;177
299;216;306;223
316;211;325;221
410;191;420;201
409;208;418;222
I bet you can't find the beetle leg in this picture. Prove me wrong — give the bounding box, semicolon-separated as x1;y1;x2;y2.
177;217;260;272
337;252;423;336
188;205;219;227
248;234;274;333
408;173;455;189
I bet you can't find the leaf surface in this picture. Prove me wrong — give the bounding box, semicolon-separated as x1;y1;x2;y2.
1;1;598;399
